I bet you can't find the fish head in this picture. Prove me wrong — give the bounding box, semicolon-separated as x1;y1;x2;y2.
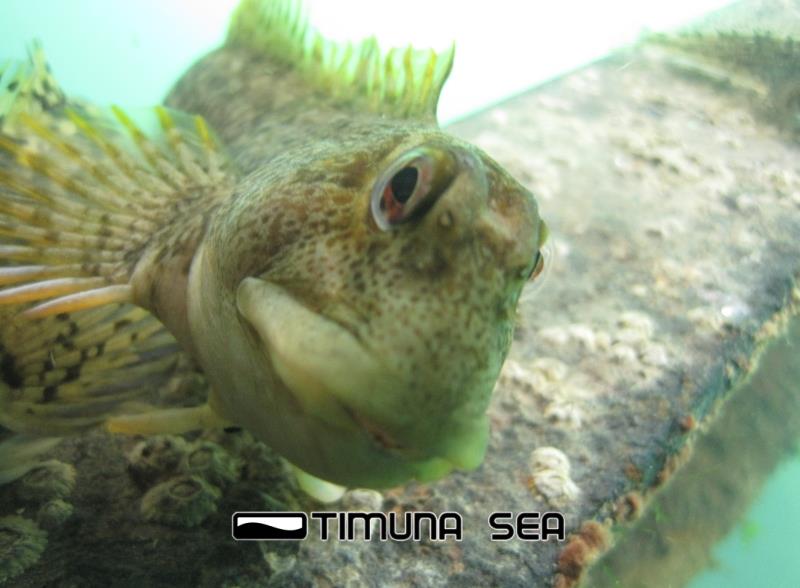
205;127;547;488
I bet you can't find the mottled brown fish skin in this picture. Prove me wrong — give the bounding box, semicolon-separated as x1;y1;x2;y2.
161;42;544;486
0;13;544;491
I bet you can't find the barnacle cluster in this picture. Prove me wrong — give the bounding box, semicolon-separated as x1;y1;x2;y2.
11;460;77;532
127;434;244;527
499;309;671;438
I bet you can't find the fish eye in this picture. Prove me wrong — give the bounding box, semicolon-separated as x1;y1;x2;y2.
390;166;419;204
371;147;456;230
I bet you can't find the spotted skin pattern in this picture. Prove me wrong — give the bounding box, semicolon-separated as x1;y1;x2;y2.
0;0;546;491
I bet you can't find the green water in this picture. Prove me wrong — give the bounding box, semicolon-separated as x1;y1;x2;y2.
689;457;800;588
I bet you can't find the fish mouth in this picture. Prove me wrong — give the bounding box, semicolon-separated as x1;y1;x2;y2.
341;400;489;477
236;276;488;479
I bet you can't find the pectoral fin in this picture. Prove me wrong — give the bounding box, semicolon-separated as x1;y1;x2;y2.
106;402;232;436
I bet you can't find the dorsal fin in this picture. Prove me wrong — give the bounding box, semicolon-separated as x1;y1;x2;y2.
226;0;455;121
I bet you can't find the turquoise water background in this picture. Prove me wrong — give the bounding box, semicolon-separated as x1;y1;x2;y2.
1;0;731;123
1;2;797;586
690;456;800;588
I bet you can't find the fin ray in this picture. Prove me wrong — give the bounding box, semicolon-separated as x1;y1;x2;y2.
0;47;235;322
0;48;230;441
1;303;188;437
0;276;108;305
21;285;134;319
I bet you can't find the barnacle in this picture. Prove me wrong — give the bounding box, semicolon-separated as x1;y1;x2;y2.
127;436;189;486
140;475;221;527
0;515;47;584
179;440;242;487
529;447;581;506
16;460;76;502
36;498;74;530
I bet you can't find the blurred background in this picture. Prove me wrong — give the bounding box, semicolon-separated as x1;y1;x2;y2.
0;0;732;122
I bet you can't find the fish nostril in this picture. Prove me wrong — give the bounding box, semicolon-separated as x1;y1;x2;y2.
529;252;545;281
520;240;555;303
438;210;455;228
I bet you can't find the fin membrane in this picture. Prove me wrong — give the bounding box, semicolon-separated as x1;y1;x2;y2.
0;48;231;437
0;304;182;436
227;0;454;120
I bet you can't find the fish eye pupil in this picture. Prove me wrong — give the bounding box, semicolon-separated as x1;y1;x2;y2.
390;166;419;204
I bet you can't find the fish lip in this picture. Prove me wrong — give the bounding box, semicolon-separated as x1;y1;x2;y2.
338;399;485;473
237;276;395;427
340;402;409;452
256;277;377;358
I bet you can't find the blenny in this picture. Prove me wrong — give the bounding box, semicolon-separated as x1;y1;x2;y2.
0;0;547;497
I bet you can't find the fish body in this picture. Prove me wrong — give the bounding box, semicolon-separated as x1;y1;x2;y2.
0;0;546;491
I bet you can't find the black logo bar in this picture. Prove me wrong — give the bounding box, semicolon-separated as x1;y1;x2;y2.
231;511;308;541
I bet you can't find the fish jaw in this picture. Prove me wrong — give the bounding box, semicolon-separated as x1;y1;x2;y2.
234;276;490;486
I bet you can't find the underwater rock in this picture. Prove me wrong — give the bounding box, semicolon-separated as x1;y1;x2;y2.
140;475;221;528
0;516;46;585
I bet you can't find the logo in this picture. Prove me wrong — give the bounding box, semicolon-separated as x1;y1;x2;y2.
488;511;565;541
231;512;308;541
231;510;565;542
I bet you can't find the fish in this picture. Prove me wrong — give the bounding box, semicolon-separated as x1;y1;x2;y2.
0;0;547;497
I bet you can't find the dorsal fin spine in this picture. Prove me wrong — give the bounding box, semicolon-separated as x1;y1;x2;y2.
227;0;454;121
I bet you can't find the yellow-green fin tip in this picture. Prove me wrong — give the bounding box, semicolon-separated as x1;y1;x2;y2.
227;0;454;121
